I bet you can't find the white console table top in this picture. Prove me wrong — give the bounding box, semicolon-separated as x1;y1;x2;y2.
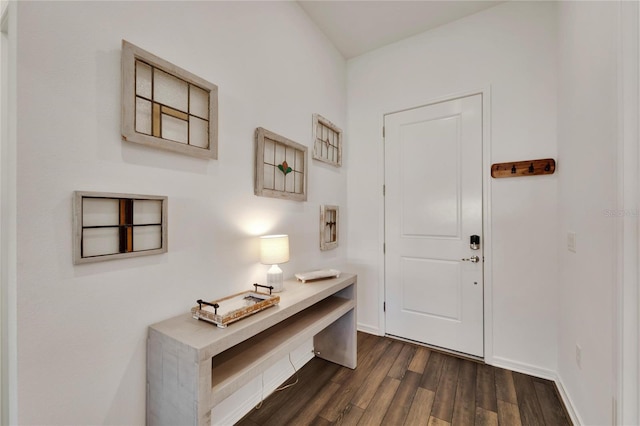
149;273;357;360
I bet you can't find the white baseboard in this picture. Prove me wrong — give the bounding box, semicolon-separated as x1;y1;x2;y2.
491;356;582;425
213;341;315;426
357;323;382;335
490;356;557;381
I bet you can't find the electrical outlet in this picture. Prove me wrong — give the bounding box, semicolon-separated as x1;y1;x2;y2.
568;231;576;253
576;344;582;369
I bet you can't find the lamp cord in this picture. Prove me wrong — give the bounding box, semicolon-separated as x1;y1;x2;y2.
254;352;299;410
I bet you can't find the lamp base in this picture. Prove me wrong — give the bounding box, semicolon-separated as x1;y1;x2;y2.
266;264;284;292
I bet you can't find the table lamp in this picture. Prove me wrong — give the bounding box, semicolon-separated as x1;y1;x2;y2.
259;234;290;292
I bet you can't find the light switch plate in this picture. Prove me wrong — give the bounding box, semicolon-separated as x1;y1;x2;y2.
567;231;576;253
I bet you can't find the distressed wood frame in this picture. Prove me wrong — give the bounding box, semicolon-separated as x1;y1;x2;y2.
121;40;218;159
254;127;308;201
73;191;168;264
313;114;342;167
320;204;339;250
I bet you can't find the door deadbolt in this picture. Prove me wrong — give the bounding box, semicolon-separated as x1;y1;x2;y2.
461;256;480;263
470;235;480;250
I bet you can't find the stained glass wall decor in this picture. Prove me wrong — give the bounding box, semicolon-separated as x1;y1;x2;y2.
254;127;307;201
73;191;168;264
320;205;339;250
121;40;218;159
312;114;342;167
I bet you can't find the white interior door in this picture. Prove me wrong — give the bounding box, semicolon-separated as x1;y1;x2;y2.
384;94;483;357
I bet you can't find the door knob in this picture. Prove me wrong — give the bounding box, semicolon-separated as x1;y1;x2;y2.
461;256;480;263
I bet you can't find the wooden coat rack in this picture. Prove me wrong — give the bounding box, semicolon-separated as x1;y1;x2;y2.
491;158;556;178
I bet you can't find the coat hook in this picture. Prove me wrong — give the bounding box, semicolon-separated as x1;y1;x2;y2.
528;163;534;173
511;165;516;174
545;162;551;172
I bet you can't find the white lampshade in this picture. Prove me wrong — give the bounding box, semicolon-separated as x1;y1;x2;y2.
259;235;289;293
259;234;290;265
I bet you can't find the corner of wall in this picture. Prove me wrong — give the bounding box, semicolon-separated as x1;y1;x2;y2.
554;371;585;426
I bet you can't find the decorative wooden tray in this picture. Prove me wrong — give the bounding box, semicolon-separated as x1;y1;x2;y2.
191;284;280;328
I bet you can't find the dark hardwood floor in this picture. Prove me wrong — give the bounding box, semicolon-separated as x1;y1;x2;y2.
236;332;572;426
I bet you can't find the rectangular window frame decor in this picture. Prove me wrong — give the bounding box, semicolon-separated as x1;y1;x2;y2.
121;40;218;160
73;191;168;264
312;114;342;167
255;127;308;201
320;205;339;251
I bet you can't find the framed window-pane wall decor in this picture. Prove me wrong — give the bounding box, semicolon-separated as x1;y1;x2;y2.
255;127;308;201
320;205;339;250
121;40;218;159
73;191;168;264
312;114;342;167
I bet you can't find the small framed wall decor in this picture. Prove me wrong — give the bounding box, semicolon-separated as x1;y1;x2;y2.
320;205;339;250
121;40;218;159
313;114;342;167
255;127;308;201
73;191;168;264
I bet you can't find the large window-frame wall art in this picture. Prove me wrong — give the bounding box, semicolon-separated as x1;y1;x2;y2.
73;191;168;264
121;40;218;159
312;114;342;167
254;127;308;201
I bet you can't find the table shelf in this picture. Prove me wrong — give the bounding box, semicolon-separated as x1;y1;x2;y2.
211;295;353;405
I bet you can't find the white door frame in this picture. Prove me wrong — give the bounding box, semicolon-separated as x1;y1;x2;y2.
616;2;639;424
1;3;17;424
380;87;493;363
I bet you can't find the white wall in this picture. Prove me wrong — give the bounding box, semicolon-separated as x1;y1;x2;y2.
15;1;346;424
347;1;559;373
557;2;619;424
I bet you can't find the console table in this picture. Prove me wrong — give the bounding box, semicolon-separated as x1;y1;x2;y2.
146;273;357;425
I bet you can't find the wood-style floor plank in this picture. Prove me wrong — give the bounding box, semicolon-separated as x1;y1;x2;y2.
497;399;523;426
408;347;431;374
512;371;546;426
334;404;363;426
430;356;461;422
382;370;422;425
420;350;446;391
239;358;337;426
451;358;477;426
356;376;401;425
236;333;573;426
262;361;340;426
329;334;388;385
388;344;417;379
404;387;435;426
350;340;403;409
355;332;377;362
475;406;499;426
476;362;498;412
319;337;391;421
533;379;571;426
287;381;341;426
309;416;331;426
495;366;518;405
427;416;450;426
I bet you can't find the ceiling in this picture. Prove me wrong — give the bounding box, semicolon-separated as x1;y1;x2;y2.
297;1;504;59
